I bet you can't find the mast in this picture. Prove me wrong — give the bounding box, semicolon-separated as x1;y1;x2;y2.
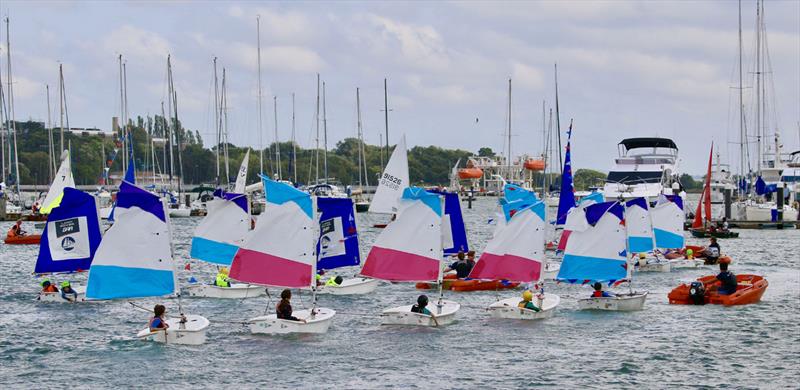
4;17;19;199
383;78;390;169
292;93;297;184
274;95;281;180
541;100;546;196
507;78;512;180
322;82;328;183
755;0;762;173
213;57;220;186
621;198;633;293
46;84;55;181
315;73;320;183
118;55;126;173
168;55;184;195
737;0;746;198
222;68;230;185
0;58;5;184
356;88;365;188
554;63;563;175
256;15;264;175
123;60;132;183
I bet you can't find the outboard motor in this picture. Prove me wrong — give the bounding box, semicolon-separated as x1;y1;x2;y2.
688;281;706;305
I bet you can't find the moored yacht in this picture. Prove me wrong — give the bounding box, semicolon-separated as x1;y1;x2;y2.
602;138;683;200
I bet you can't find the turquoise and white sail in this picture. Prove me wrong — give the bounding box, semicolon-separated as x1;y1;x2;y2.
86;181;177;299
190;190;250;266
557;201;627;284
624;197;654;253
651;194;685;249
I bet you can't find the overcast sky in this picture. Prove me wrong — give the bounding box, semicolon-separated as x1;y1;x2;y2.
2;0;799;174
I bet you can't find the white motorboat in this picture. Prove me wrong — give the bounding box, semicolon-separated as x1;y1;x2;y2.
603;138;683;200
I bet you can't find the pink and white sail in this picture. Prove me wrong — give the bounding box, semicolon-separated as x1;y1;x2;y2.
230;177;315;288
361;187;442;282
470;200;546;282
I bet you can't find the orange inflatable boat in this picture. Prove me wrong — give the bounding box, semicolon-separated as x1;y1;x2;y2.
416;274;519;292
668;274;768;306
4;233;42;245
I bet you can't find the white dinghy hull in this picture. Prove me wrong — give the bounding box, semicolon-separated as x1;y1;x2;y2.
668;259;706;269
37;285;87;303
488;293;560;320
636;260;671;273
169;207;191;218
184;283;265;299
317;277;379;295
136;314;210;345
381;300;460;327
249;308;335;335
577;291;648;311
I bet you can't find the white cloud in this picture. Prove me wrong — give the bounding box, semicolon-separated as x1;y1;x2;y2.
362;13;450;71
100;25;172;68
511;62;544;90
230;41;324;73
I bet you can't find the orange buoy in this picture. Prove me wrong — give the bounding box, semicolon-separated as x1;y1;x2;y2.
458;168;483;179
524;159;545;171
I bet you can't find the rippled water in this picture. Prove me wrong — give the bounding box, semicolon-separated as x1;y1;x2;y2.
1;197;798;388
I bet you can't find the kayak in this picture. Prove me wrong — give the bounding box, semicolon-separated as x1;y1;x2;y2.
668;274;768;306
416;274;519;292
4;234;42;245
689;228;739;239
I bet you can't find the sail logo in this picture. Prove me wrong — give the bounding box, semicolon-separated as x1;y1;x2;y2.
61;236;76;251
54;218;81;238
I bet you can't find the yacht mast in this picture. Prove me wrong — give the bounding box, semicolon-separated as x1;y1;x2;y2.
46;84;55;181
507;78;512;181
256;15;264;175
323;82;328;183
5;18;19;198
222;68;230;185
554;63;563;175
274;95;281;180
213;57;220;186
315;73;320;183
737;0;747;198
383;78;390;169
292;92;297;184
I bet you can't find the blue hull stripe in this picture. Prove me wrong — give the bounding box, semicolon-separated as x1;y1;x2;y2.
628;236;654;253
86;265;174;300
190;237;238;266
654;228;684;249
557;254;627;283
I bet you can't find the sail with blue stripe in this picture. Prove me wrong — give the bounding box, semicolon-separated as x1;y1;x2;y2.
34;188;102;274
624;197;655;253
190;190;250;266
86;181;177;299
557;201;627;284
430;190;468;255
316;197;360;270
651;194;685;249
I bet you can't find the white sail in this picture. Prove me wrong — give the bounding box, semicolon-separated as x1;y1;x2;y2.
234;149;250;193
369;135;409;214
40;150;76;214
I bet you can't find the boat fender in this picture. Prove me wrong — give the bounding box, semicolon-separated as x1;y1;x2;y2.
689;281;706;305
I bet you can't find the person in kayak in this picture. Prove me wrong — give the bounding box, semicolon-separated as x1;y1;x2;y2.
149;304;169;332
214;267;231;288
445;251;473;278
518;290;541;312
60;281;78;302
714;258;738;295
705;238;721;265
591;282;615;298
40;279;59;293
9;219;26;237
276;289;305;322
467;250;477;267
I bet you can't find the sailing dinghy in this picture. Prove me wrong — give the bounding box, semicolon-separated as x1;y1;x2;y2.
557;200;648;311
651;195;702;268
86;181;210;345
471;184;560;320
625;197;671;273
185;189;263;298
35;188;102;303
362;187;460;326
230;177;335;334
315;197;379;295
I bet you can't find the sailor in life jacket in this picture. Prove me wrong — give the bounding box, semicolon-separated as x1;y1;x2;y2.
325;276;344;287
591;282;615;298
518;290;541;312
60;281;78;301
40;279;59;293
215;267;231;288
149;304;170;331
410;295;432;316
8;219;26;237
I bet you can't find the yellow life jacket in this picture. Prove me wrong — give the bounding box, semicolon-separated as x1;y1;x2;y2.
215;273;230;287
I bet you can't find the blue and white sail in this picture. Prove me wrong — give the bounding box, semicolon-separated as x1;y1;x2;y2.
190;190;250;266
35;188;102;274
86;181;177;299
430;189;469;255
624;197;654;253
556;124;576;226
557;201;627;284
651;194;685;249
316;197;360;270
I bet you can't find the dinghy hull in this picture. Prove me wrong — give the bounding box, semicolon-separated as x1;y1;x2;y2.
381;300;459;326
184;283;265;299
37;285;86;303
577;291;648;311
668;274;767;306
5;234;41;245
668;259;706;269
249;308;335;334
488;294;560;320
317;277;379;295
136;314;210;345
636;260;671;273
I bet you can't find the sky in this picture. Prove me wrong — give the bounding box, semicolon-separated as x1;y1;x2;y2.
1;0;799;175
